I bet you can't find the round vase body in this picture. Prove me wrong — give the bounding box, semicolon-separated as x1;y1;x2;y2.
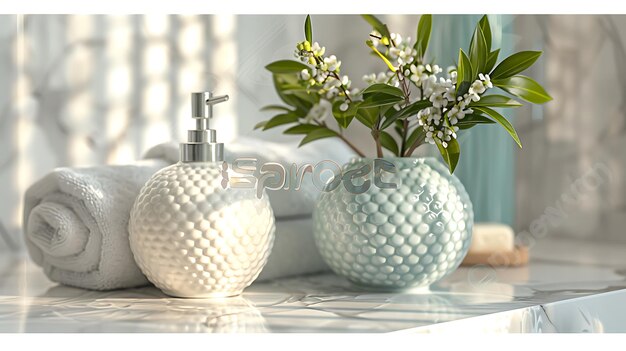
129;162;275;298
313;157;473;290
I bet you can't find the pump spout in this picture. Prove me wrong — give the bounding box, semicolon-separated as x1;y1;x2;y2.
180;91;228;163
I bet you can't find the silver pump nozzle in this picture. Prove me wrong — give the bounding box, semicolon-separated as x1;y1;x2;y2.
180;92;229;163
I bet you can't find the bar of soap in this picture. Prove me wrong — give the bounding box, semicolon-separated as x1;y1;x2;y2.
468;223;515;254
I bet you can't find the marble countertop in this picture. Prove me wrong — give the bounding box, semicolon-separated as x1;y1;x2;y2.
1;237;625;333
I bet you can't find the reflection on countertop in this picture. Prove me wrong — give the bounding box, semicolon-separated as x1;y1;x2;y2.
1;237;626;333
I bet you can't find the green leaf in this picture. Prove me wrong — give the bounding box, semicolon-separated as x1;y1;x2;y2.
456;49;472;93
491;51;542;80
360;83;404;98
435;138;460;173
304;15;312;43
485;49;500;73
479;15;492;52
299;128;338;147
456;81;471;98
261;105;292;112
355;107;378;129
272;74;314;114
455;113;496;130
332;100;360;129
468;25;488;78
405;126;426;151
284;124;322;135
262;112;299;130
381;100;431;130
358;93;403;110
288;90;319;105
380;105;395;123
273;75;300;109
493;75;553;104
361;15;391;41
253;120;267;130
366;40;397;72
472;106;522;147
470;94;522;108
281;87;311;94
379;131;399;156
265;60;309;74
415;14;432;59
394;120;403;136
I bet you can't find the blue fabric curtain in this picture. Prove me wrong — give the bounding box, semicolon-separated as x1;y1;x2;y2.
429;15;516;226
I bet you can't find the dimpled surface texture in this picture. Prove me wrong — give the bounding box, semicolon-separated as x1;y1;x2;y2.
129;162;275;298
313;157;473;290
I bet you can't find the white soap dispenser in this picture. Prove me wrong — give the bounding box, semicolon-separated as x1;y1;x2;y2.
129;92;276;298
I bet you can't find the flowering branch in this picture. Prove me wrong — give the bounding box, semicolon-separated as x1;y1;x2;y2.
259;14;552;173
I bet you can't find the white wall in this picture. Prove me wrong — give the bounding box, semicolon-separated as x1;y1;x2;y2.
515;15;626;243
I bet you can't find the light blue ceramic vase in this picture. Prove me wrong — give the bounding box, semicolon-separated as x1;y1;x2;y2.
313;157;474;290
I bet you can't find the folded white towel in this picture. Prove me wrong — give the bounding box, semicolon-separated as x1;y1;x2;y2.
24;137;352;290
23;160;168;290
145;136;355;219
257;217;329;281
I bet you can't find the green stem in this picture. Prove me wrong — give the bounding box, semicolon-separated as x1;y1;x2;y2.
319;121;365;157
395;70;411;157
372;130;383;158
400;119;408;156
339;133;366;157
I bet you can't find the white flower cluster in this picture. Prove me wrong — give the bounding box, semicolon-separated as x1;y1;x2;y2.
364;32;422;88
294;40;326;63
293;40;353;119
369;31;417;67
415;71;493;147
303;99;332;123
388;33;417;67
407;63;445;87
362;31;496;147
362;71;397;87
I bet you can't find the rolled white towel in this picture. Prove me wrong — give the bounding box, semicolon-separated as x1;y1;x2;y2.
23;159;168;290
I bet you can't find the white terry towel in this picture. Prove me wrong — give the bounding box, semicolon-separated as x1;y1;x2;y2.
145;136;355;220
257;217;329;281
23;159;168;290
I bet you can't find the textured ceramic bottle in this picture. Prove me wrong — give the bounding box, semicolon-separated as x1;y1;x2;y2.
313;157;473;290
129;92;275;298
